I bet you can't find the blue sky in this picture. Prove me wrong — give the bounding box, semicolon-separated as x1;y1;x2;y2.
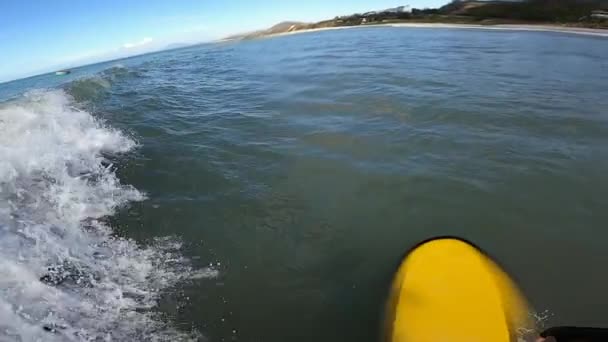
0;0;446;83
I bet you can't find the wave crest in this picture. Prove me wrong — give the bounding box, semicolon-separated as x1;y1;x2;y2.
66;65;143;103
67;76;112;103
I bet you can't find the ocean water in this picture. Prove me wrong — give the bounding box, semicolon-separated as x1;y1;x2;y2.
0;26;607;341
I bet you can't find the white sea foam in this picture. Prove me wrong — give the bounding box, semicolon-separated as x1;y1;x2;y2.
0;90;209;341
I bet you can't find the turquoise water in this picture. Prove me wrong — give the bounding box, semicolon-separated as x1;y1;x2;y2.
1;27;608;341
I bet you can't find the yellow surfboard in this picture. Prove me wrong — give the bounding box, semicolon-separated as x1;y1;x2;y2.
385;238;534;342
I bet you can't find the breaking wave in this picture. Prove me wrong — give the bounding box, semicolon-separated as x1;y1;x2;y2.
0;90;212;341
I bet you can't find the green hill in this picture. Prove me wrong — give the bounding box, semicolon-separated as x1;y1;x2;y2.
441;0;608;22
226;0;608;40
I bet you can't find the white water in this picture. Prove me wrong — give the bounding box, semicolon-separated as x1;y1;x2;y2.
0;90;212;341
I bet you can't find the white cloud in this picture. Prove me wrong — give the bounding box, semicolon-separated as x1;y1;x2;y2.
122;37;153;49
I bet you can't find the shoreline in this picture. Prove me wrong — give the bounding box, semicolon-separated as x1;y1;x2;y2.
391;23;608;37
231;22;608;41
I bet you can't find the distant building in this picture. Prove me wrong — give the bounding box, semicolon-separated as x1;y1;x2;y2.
591;10;608;20
357;5;411;19
385;5;411;13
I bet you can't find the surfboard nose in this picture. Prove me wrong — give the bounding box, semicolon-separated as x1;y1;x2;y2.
385;237;534;342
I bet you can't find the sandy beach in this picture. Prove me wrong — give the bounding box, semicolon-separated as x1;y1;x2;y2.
390;23;608;37
250;22;608;40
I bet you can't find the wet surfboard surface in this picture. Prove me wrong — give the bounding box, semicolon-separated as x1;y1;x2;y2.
385;238;534;342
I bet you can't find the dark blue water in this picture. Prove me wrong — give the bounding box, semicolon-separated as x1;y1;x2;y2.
1;26;607;341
